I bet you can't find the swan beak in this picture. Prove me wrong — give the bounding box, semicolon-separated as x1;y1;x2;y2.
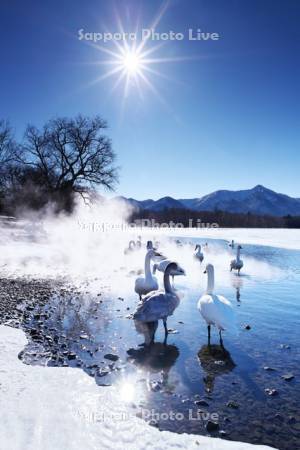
203;270;207;274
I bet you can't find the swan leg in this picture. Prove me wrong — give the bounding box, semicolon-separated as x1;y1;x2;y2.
163;318;168;338
149;321;158;345
207;325;211;345
219;330;224;348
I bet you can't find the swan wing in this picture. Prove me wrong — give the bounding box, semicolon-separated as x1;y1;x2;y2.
133;291;179;322
198;294;236;331
135;277;158;295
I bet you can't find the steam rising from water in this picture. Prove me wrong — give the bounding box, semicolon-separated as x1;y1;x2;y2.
0;199;285;299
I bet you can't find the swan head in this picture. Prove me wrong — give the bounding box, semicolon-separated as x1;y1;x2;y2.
195;244;200;251
146;240;153;249
148;249;165;262
237;245;242;250
203;263;214;275
166;261;186;276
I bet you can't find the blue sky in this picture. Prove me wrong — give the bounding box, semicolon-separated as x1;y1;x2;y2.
1;0;300;199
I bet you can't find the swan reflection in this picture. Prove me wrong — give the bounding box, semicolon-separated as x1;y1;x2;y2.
198;344;236;393
127;341;179;393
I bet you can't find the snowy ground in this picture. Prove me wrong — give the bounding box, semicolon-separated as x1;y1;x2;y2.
0;325;274;450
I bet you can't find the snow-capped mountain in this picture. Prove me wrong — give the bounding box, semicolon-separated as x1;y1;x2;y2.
117;185;300;216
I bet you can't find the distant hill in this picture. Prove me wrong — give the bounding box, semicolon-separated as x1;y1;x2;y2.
117;185;300;217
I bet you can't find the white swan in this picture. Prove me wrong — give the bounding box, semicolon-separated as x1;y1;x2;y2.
134;249;165;299
197;264;236;346
230;245;243;275
124;240;136;255
136;235;142;249
194;244;204;263
133;262;185;342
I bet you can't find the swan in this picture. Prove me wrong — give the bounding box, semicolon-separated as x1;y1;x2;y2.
229;240;235;248
230;245;243;275
135;249;165;299
124;240;136;255
133;262;185;342
197;264;236;346
194;244;204;263
136;235;142;249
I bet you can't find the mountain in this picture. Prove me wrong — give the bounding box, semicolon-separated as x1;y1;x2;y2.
117;185;300;217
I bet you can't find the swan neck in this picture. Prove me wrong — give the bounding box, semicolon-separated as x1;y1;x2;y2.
237;247;241;261
206;269;214;294
164;268;174;294
145;252;153;281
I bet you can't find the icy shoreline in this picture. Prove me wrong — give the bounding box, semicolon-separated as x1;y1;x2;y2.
0;325;274;450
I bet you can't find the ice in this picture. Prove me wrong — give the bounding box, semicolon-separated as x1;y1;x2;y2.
0;325;274;450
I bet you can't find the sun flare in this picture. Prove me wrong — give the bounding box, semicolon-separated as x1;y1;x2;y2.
121;50;142;75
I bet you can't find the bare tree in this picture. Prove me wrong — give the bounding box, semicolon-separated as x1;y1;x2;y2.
18;115;119;196
0;120;16;165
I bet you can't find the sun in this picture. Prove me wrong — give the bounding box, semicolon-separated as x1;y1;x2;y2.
121;49;142;75
81;3;194;108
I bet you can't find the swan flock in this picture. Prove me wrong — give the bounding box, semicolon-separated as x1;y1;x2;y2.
128;237;243;346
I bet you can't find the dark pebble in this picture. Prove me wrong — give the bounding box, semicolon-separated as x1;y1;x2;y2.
265;388;278;396
195;399;209;407
226;401;239;409
206;421;219;432
281;373;294;381
104;353;119;361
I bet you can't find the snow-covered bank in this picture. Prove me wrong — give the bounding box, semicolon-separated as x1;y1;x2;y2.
162;228;300;251
0;325;274;450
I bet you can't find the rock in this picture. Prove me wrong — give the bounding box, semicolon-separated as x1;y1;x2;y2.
219;430;228;437
148;419;158;427
226;401;239;409
150;381;161;392
244;325;251;330
97;368;109;377
265;388;278;396
67;352;77;360
281;373;294;381
280;344;290;349
80;333;89;340
195;399;209;407
104;353;119;362
206;420;219;432
288;416;296;425
264;366;276;371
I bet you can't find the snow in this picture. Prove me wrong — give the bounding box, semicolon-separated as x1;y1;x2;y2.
0;325;274;450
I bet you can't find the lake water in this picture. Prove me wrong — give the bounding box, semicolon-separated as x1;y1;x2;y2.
16;237;300;450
